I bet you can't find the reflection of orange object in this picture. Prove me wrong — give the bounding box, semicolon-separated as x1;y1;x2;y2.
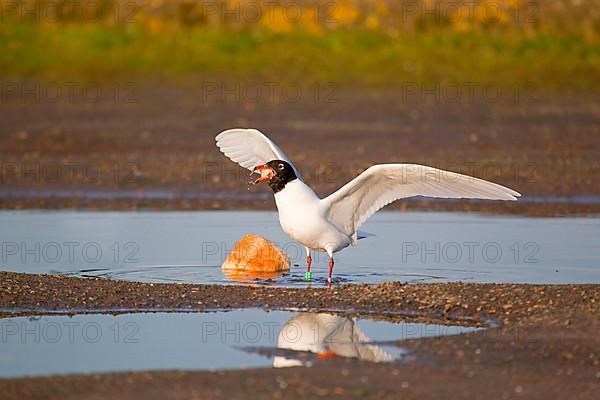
317;351;338;360
222;234;289;273
222;269;283;283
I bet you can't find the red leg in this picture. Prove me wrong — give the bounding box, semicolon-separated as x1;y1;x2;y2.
327;258;334;283
305;253;313;282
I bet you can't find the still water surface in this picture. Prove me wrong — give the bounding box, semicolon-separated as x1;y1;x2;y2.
0;211;598;286
0;309;479;377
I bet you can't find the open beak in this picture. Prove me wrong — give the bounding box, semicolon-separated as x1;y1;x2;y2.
250;164;275;185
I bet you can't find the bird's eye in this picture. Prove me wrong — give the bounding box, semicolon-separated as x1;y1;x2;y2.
278;163;284;170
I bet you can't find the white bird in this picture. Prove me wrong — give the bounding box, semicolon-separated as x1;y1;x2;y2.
216;128;521;283
273;312;397;367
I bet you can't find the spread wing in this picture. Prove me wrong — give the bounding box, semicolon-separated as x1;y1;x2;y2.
322;164;521;241
215;128;300;178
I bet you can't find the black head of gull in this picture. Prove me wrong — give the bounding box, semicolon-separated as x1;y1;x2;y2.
252;160;298;193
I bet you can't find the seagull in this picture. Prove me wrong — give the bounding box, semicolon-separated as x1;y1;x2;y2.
273;312;397;367
216;128;521;283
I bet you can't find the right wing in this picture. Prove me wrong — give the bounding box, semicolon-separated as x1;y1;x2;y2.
215;128;301;178
322;164;521;241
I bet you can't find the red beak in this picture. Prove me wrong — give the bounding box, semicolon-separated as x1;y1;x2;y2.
251;164;273;184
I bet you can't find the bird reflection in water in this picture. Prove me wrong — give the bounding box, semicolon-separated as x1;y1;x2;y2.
273;312;402;367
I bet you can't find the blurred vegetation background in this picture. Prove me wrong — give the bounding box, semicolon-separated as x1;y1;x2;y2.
1;0;599;90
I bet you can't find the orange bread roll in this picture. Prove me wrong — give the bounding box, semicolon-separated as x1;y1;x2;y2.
222;234;289;272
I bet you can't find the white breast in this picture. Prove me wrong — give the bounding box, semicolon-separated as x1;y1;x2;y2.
274;180;351;253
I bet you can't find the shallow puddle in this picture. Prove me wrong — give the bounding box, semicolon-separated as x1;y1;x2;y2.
0;309;479;378
1;211;599;286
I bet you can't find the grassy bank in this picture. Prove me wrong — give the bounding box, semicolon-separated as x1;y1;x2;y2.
1;1;599;89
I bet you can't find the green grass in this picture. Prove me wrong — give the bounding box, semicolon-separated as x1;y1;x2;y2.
1;23;599;90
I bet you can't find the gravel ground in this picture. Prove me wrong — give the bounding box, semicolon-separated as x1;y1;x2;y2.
1;271;599;400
